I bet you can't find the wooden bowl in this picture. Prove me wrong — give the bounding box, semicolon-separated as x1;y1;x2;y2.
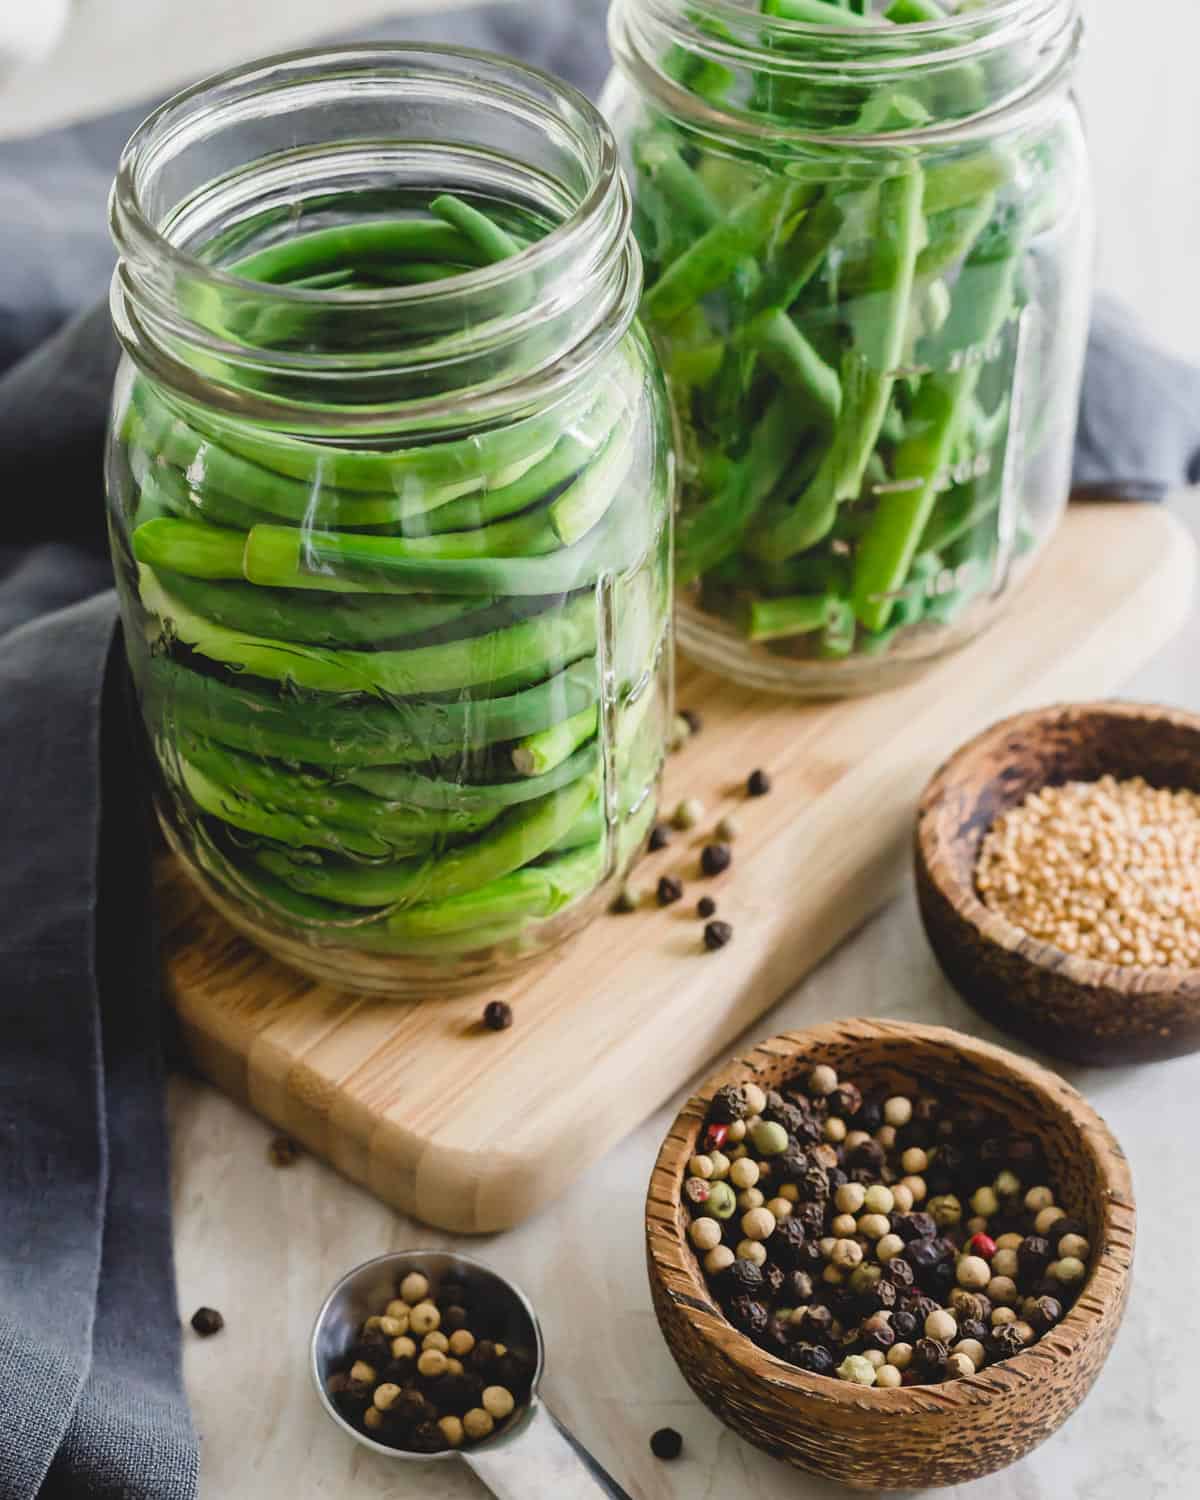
916;701;1200;1065
646;1018;1134;1492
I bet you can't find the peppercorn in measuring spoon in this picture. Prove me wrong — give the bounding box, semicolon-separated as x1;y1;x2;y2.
312;1250;634;1498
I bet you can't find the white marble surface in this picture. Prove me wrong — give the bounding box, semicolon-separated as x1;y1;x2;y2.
8;2;1199;1497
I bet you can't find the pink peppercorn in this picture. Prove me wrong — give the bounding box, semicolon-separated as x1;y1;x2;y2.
706;1123;730;1151
966;1233;997;1260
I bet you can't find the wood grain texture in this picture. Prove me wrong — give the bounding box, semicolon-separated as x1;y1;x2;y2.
161;504;1193;1235
916;702;1200;1065
645;1019;1136;1492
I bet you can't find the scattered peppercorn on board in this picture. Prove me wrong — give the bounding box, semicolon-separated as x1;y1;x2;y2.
158;503;1194;1234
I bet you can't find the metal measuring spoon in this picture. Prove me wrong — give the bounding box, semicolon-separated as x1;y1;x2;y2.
311;1250;633;1500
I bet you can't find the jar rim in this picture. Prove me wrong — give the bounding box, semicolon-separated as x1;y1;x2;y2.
609;0;1083;147
109;43;642;432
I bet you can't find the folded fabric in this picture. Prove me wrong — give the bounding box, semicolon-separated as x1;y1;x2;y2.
0;1;1195;1497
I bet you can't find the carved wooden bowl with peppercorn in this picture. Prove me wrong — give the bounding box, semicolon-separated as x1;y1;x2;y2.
646;1018;1134;1492
916;701;1200;1065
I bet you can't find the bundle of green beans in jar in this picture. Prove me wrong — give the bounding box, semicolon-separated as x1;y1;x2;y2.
106;47;673;993
604;0;1092;695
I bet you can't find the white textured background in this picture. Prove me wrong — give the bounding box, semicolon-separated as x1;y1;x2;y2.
3;4;1197;1499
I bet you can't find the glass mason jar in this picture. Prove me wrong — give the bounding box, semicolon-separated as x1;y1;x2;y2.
604;0;1092;695
106;47;673;995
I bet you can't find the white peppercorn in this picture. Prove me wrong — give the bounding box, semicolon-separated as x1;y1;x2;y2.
925;1309;957;1343
418;1350;448;1378
689;1154;714;1180
727;1119;747;1144
875;1364;902;1389
409;1301;441;1336
887;1343;913;1370
900;1147;929;1175
990;1248;1020;1279
1051;1256;1087;1286
822;1265;844;1286
742;1084;767;1115
955;1338;986;1370
400;1273;430;1305
929;1194;962;1228
778;1183;800;1203
391;1336;416;1361
994;1169;1021;1198
891;1183;914;1214
832;1213;858;1237
438;1416;465;1449
767;1197;793;1221
844;1130;871;1152
859;1213;891;1241
689;1217;722;1252
708;1150;731;1181
883;1096;913;1127
970;1186;1000;1218
704;1246;735;1276
831;1238;864;1271
1035;1205;1066;1235
835;1182;867;1215
876;1233;905;1262
956;1256;991;1291
863;1185;895;1216
742;1207;777;1242
862;1348;886;1369
422;1331;449;1354
373;1383;402;1412
987;1276;1018;1306
737;1188;765;1213
1011;1321;1035;1345
1024;1186;1055;1213
875;1125;897;1150
824;1117;847;1144
483;1386;516;1420
965;1216;988;1237
991;1306;1017;1327
808;1064;838;1096
737;1240;767;1266
1058;1233;1090;1261
463;1409;495;1442
945;1352;976;1380
901;1174;927;1203
729;1157;760;1190
995;1232;1023;1251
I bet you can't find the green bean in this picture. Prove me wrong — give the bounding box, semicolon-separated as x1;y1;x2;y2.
150;568;496;648
139;566;597;698
764;0;874;23
512;705;599;778
257;773;598;909
145;654;600;768
228;220;487;284
748;593;842;643
549;426;634;546
350;740;599;812
134;519;245;580
431;195;522;264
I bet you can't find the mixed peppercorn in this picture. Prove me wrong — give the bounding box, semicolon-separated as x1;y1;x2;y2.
683;1065;1090;1387
325;1270;535;1452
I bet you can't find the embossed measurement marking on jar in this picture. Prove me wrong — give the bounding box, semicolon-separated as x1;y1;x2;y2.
871;454;993;498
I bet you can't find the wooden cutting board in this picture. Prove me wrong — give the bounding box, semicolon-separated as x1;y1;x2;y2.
161;503;1195;1234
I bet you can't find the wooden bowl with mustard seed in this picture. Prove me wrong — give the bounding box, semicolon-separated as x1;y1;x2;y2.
916;701;1200;1065
646;1018;1134;1492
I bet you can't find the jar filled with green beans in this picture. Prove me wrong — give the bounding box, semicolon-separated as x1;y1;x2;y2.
604;0;1091;695
107;47;673;994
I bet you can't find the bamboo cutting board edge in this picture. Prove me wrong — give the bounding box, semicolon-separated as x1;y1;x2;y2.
162;503;1196;1234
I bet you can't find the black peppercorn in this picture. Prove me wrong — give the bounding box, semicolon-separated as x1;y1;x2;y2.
914;1337;949;1371
722;1260;764;1295
429;1372;483;1416
909;1294;941;1325
867;1278;897;1313
747;768;772;797
791;1343;834;1376
891;1309;918;1341
848;1138;886;1173
190;1307;224;1337
1029;1295;1063;1333
778;1146;810;1181
896;1212;937;1243
990;1324;1026;1361
1048;1216;1088;1248
441;1304;470;1333
798;1165;831;1204
828;1083;863;1119
785;1271;814;1303
648;822;671;851
710;1083;749;1124
761;1262;786;1297
799;1305;833;1342
905;1240;943;1274
763;1100;808;1137
728;1295;770;1336
650;1425;684;1461
697;895;717;919
657;874;684;906
704;920;733;951
701;842;733;877
959;1318;988;1344
1018;1234;1052;1278
268;1135;300;1168
394;1389;436;1427
854;1098;884;1133
861;1314;895;1352
483;1000;513;1031
409;1422;446;1454
883;1257;914;1290
770;1218;808;1270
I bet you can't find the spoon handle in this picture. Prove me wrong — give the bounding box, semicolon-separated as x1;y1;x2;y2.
463;1402;633;1500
